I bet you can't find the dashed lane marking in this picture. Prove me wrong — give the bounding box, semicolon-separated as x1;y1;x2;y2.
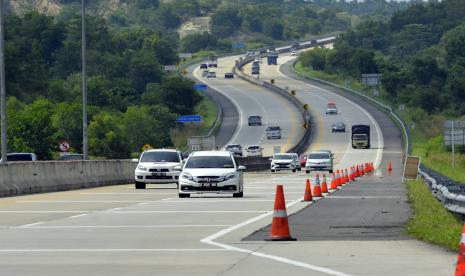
0;249;229;253
8;225;233;229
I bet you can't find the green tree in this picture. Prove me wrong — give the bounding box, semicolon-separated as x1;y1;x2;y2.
88;111;128;159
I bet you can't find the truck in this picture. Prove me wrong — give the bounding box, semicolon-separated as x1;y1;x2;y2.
351;125;370;149
207;54;218;68
267;52;278;65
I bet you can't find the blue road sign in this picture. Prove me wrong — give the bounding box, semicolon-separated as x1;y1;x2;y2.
193;84;207;91
176;115;202;123
232;42;245;49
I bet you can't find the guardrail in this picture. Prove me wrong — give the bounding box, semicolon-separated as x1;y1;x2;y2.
290;59;465;216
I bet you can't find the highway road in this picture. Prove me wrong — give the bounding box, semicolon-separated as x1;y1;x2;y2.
191;56;304;155
0;52;455;275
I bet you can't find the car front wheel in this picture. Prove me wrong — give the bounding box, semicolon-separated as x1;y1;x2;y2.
179;193;190;198
233;192;243;198
135;182;146;189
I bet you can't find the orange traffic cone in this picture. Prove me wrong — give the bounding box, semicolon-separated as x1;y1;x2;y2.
345;169;350;183
340;169;346;185
360;165;365;176
321;174;328;193
350;166;355;181
313;174;323;197
266;185;296;241
303;179;313;202
388;161;392;172
335;170;341;186
456;225;465;275
330;172;338;190
355;166;360;178
364;163;369;174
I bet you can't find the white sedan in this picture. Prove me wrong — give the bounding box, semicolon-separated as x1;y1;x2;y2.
245;145;263;157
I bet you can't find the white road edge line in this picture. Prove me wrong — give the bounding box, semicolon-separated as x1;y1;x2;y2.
200;196;352;276
10;225;233;229
69;214;88;219
19;222;44;228
0;249;228;253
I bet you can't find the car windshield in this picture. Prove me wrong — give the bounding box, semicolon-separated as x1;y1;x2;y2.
267;127;280;131
274;154;293;160
226;145;240;149
185;156;235;169
334;123;345;127
308;153;329;159
140;152;180;162
7;154;34;161
248;146;260;150
353;135;367;141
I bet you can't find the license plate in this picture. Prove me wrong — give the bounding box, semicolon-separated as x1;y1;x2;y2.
202;183;211;187
152;172;166;176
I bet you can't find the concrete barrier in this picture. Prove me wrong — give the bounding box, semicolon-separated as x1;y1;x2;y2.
0;160;136;197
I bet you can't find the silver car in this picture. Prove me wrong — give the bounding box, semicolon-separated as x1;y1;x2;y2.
270;153;297;173
305;151;334;173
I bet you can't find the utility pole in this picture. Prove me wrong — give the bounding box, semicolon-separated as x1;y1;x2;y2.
0;0;6;163
82;0;88;160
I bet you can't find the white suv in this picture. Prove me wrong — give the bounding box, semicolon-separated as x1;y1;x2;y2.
133;149;183;189
270;153;297;173
178;151;245;198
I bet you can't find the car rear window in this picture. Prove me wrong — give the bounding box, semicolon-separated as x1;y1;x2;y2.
141;152;180;162
185;156;234;169
308;153;329;159
7;154;34;161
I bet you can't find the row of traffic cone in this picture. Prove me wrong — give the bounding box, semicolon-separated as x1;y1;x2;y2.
268;161;381;241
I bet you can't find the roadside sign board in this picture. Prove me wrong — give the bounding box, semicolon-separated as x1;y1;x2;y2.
59;141;70;152
179;53;192;59
188;136;215;151
193;84;208;91
164;65;177;71
403;155;420;181
444;120;465;146
142;144;153;151
176;115;202;123
361;74;382;86
232;42;245;49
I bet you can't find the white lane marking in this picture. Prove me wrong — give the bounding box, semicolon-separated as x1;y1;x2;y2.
137;202;148;205
18;222;44;228
277;60;383;169
107;207;122;211
0;249;228;253
16;200;276;203
327;196;405;199
0;211;268;214
80;192;175;195
161;198;175;201
201;196;351;276
69;214;88;219
10;225;232;229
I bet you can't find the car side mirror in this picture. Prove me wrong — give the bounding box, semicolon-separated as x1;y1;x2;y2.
131;158;139;163
238;166;246;171
174;165;182;171
268;158;273;161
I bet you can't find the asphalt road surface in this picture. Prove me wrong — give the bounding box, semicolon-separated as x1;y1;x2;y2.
0;53;455;275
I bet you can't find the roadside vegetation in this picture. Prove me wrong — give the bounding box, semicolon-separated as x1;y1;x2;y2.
296;0;465;184
406;179;462;250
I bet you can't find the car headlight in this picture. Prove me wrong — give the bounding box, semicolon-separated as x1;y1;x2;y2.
182;172;193;181
137;165;148;171
225;173;236;180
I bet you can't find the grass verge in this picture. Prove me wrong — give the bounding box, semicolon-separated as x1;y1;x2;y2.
406;179;462;250
170;95;218;151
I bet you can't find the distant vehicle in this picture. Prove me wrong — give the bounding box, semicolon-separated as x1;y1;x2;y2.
202;70;209;77
290;50;297;56
270;153;297;173
291;153;301;171
267;46;276;53
267;52;278;65
248;115;262;126
200;63;208;69
352;125;371;149
251;66;260;75
178;151;245;198
207;54;218;68
259;48;267;54
133;149;183;189
326;102;337;115
246;51;255;58
254;57;262;63
305;151;334;173
225;144;243;157
332;122;346;132
245;145;263;157
2;153;37;162
206;71;216;78
299;154;308;168
252;61;260;67
224;72;234;79
266;126;282;139
59;154;84;161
